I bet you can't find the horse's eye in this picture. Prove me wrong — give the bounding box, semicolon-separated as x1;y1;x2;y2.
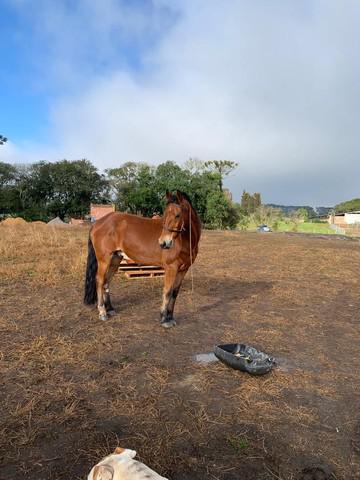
175;214;180;219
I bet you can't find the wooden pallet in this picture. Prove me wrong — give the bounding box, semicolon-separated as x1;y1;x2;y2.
118;259;164;279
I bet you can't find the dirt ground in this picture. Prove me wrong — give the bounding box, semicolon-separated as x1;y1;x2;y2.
0;225;359;480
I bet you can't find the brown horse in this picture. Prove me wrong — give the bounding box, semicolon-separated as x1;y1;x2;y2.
84;191;201;327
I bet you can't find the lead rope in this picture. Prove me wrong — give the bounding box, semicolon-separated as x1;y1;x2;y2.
189;207;194;297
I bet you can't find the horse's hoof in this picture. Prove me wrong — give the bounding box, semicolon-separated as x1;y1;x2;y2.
99;314;108;321
107;309;116;316
161;319;176;328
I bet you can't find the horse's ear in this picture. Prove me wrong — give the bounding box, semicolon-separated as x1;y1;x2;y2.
176;190;183;203
165;190;173;202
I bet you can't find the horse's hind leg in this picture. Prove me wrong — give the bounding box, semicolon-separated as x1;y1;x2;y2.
104;252;122;316
96;257;112;321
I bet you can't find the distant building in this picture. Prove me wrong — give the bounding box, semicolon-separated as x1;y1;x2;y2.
70;217;86;226
345;211;360;224
90;204;116;222
328;211;360;226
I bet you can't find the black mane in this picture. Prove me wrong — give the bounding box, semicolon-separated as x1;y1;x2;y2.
166;190;194;207
166;193;179;205
179;191;194;207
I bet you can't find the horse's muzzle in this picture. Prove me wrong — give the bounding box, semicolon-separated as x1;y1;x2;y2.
159;239;173;249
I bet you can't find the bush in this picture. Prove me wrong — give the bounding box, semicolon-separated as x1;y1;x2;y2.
205;191;239;229
238;214;250;231
250;205;282;228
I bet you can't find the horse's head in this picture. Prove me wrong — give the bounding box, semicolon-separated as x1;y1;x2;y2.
159;190;187;249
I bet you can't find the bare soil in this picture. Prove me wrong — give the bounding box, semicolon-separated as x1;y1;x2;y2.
0;228;359;479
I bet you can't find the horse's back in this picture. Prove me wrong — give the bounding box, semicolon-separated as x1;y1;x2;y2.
90;212;163;264
92;212;161;234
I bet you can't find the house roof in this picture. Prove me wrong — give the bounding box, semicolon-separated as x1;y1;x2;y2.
90;204;115;208
334;211;360;216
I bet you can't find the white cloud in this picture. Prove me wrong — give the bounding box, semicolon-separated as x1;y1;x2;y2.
5;0;360;205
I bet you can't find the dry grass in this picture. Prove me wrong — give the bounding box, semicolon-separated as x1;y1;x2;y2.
0;224;87;284
0;226;359;479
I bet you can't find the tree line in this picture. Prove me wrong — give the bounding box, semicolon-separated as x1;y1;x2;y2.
335;198;360;214
0;158;242;228
0;159;109;220
4;153;343;230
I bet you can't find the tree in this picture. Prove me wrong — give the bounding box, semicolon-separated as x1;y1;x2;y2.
289;209;304;232
126;164;159;216
0;135;7;145
238;212;250;231
252;205;282;227
105;160;239;228
204;160;238;191
335;198;360;213
297;208;309;221
0;162;22;214
106;162;146;191
20;159;110;219
205;190;240;229
155;161;191;195
106;162;154;212
241;190;262;214
189;170;220;221
107;161;194;216
253;192;262;209
241;190;250;213
0;162;18;188
184;157;206;174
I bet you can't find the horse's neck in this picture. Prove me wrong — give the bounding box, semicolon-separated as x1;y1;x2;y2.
185;205;200;245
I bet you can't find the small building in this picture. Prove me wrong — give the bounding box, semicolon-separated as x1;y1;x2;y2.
344;211;360;224
328;211;360;226
70;217;86;226
328;213;346;227
90;204;116;222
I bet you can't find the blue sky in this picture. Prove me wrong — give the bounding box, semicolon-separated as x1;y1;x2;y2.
0;0;177;142
1;0;360;206
0;3;49;141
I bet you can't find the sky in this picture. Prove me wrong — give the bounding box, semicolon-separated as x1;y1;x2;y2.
1;0;359;206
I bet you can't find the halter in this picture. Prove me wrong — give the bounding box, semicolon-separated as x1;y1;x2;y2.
164;200;195;294
162;221;185;234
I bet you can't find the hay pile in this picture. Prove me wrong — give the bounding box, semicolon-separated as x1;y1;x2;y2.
48;216;65;225
1;217;27;225
47;216;70;227
32;221;46;225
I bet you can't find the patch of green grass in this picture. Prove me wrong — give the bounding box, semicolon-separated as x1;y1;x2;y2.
227;436;249;452
277;221;335;235
241;220;336;235
26;269;36;277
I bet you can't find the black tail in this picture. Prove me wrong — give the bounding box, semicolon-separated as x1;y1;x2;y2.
84;236;98;304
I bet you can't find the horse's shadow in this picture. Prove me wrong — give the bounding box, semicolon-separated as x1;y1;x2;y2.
111;276;272;316
189;277;272;313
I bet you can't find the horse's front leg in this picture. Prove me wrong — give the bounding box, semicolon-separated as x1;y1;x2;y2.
160;267;187;328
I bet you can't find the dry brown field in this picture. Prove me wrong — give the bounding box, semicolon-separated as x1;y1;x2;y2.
0;224;359;480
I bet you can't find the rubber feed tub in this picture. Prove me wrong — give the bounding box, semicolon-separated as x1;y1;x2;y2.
214;343;275;375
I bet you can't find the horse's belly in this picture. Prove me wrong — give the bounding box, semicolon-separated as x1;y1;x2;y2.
120;239;163;266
